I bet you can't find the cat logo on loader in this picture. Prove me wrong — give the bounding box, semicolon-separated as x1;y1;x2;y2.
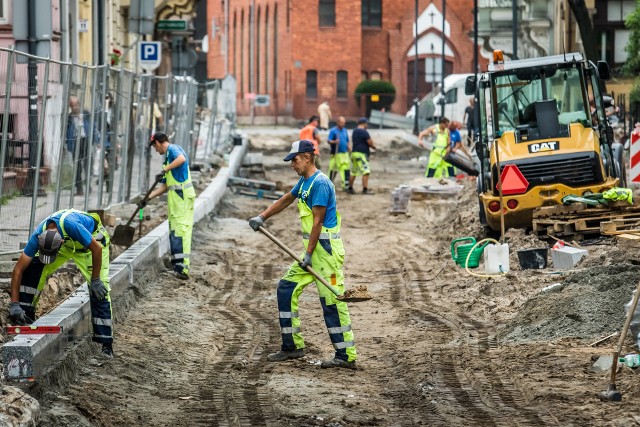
527;141;559;153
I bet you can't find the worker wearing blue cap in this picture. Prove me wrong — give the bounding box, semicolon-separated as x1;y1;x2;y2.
249;139;357;369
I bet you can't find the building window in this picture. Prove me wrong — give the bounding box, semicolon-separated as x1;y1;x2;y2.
362;0;382;27
361;71;368;80
607;1;635;22
306;70;318;98
614;29;630;63
319;0;336;27
337;70;348;98
370;71;382;80
425;57;442;83
0;0;7;24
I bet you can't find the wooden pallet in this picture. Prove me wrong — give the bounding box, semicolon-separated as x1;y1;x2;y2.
531;202;640;239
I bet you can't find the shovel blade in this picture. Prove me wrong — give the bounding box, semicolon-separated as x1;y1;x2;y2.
337;296;373;303
111;225;135;247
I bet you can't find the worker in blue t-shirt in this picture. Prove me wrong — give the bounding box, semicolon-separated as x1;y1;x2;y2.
327;116;351;190
249;139;357;370
347;117;376;195
9;209;114;357
144;133;196;280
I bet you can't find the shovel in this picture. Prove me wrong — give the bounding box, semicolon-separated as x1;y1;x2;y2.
112;175;162;247
258;226;372;303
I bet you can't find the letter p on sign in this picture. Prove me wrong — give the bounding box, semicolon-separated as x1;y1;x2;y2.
138;41;162;71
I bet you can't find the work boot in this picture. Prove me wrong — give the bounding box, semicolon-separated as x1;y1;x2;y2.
267;349;305;362
346;187;355;195
362;188;375;195
172;271;189;280
320;357;357;370
101;343;114;358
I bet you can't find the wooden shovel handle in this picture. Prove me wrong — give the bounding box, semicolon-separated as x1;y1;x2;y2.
125;174;163;227
610;279;640;384
258;226;341;298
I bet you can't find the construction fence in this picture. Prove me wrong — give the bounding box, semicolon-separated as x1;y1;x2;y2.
0;47;235;253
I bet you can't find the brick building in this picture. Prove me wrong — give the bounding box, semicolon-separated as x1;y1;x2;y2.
207;0;487;123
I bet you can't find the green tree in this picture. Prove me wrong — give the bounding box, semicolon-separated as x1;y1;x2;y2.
354;80;396;117
623;1;640;76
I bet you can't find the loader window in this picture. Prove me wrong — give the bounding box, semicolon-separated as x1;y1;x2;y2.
493;66;588;132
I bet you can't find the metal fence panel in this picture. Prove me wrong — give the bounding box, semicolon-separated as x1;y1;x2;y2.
0;47;235;253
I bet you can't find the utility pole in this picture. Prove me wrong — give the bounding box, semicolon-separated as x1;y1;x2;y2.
413;0;419;135
440;0;446;119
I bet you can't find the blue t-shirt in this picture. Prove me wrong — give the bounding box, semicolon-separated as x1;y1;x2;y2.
163;144;190;183
24;211;96;257
450;129;461;148
328;126;349;154
352;128;371;155
290;171;338;229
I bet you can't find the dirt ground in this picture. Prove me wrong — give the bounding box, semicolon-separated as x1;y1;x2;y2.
12;129;640;426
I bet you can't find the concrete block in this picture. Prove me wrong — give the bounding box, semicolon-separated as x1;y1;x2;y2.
242;152;263;166
591;355;613;373
103;213;116;227
551;246;588;270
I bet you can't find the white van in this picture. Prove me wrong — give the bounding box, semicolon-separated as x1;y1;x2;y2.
407;74;473;125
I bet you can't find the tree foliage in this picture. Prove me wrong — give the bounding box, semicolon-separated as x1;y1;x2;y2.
354;80;396;113
623;1;640;76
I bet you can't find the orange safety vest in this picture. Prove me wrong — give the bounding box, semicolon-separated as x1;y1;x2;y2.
300;124;319;154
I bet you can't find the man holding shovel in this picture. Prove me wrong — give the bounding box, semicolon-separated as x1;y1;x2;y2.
143;133;195;280
249;139;357;369
8;209;114;357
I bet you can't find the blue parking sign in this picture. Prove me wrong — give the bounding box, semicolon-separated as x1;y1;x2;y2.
139;41;162;71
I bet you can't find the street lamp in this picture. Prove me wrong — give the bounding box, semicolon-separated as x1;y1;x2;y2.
413;0;419;135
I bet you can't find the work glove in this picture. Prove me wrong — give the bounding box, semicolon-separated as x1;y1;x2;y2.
299;253;312;270
137;199;147;210
155;170;166;182
90;277;108;300
249;215;265;232
8;302;30;325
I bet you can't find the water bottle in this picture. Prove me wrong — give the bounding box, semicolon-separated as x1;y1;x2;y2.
619;354;640;368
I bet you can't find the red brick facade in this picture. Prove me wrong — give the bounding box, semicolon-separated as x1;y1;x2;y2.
207;0;488;122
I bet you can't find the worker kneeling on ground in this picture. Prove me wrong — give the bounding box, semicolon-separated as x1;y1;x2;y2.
249;139;357;369
145;132;196;280
9;209;114;357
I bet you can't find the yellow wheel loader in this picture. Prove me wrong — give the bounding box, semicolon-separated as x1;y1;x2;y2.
465;52;625;232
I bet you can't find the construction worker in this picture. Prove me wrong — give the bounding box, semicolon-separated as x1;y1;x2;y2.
249;139;357;370
327;116;351;190
300;115;322;168
347;117;376;195
418;117;455;178
144;132;195;280
8;209;113;357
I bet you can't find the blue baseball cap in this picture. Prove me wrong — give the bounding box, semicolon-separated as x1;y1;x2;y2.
358;117;368;124
284;140;315;161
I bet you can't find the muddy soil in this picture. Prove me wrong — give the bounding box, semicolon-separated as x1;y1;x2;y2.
18;129;640;426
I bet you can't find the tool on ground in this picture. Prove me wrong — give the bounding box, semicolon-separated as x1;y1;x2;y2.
5;325;63;335
257;226;372;302
112;174;163;247
598;279;640;401
451;237;488;268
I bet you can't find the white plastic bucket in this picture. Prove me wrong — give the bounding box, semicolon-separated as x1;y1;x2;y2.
484;243;510;274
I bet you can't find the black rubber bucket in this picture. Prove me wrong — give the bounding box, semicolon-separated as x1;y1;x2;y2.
517;248;548;269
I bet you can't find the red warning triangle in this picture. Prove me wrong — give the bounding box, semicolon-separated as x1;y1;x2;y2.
497;164;529;195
